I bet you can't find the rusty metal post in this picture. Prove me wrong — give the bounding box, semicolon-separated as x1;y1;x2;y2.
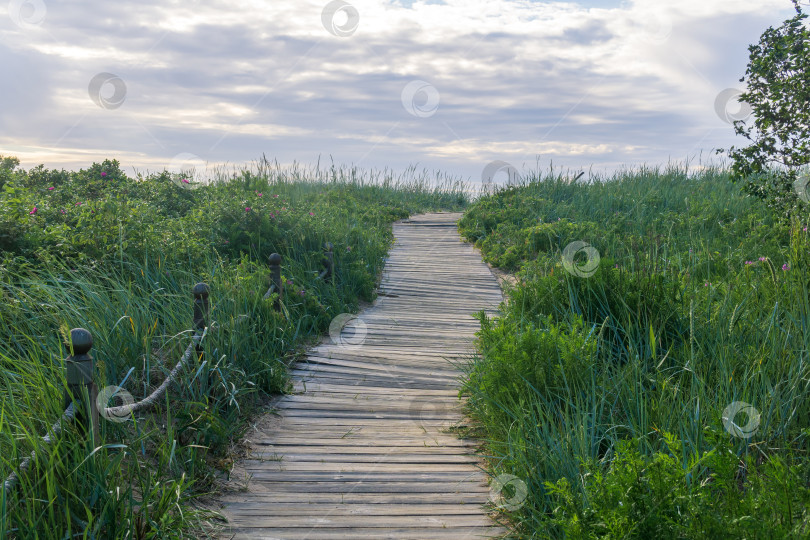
64;328;99;443
268;253;283;310
321;242;334;284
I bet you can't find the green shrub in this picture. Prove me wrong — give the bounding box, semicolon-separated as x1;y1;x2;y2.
468;312;597;424
545;433;810;539
509;261;685;365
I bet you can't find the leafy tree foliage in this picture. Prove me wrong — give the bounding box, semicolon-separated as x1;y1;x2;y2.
725;1;810;219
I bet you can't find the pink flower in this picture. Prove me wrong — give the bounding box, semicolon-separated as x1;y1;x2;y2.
181;178;190;184
745;261;754;266
75;202;82;206
759;257;766;261
245;207;251;212
101;172;108;177
308;212;314;216
299;289;306;296
48;186;55;191
804;227;808;232
274;195;279;198
782;264;790;271
704;282;710;287
224;240;229;244
256;192;262;197
60;209;66;214
286;279;293;286
29;207;37;215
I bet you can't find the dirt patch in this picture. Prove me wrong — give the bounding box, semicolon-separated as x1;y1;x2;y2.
214;395;285;495
486;263;518;293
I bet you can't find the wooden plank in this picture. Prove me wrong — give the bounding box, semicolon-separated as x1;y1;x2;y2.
245;452;480;463
222;514;496;528
219;493;492;505
240;462;482;473
300;357;461;376
291;363;459;381
290;382;460;396
236;481;491;494
226;527;502;539
253;437;478;447
217;503;487;516
276;394;462;405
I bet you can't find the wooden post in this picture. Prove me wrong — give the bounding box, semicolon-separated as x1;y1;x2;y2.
321;242;334;284
192;283;210;330
192;283;210;356
64;328;99;444
268;253;283;310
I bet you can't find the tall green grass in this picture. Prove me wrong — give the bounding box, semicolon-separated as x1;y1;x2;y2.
460;164;810;538
0;156;468;538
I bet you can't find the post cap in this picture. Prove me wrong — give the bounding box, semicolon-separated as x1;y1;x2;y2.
192;282;210;299
268;253;282;266
65;328;93;355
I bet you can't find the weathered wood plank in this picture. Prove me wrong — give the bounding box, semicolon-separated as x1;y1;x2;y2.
240;462;483;473
220;503;486;515
234;481;491;494
250;439;477;448
245;452;480;463
220;492;492;505
224;514;496;527
226;527;500;539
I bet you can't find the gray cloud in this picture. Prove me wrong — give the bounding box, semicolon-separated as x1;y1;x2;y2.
0;0;797;183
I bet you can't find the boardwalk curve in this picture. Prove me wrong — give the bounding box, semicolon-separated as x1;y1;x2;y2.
220;213;504;539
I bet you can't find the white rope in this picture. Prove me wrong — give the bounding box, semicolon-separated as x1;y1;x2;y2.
103;329;205;418
262;283;277;300
3;403;76;496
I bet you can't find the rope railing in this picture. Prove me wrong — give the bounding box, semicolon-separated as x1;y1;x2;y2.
102;329;206;421
2;282;211;497
2;248;337;497
3;403;76;495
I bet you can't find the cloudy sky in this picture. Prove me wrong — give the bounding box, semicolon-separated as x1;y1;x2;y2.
0;0;798;185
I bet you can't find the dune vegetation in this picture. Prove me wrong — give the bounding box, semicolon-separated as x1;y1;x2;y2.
0;155;467;538
459;165;810;539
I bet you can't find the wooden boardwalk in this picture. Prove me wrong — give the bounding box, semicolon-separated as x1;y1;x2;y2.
219;213;505;539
